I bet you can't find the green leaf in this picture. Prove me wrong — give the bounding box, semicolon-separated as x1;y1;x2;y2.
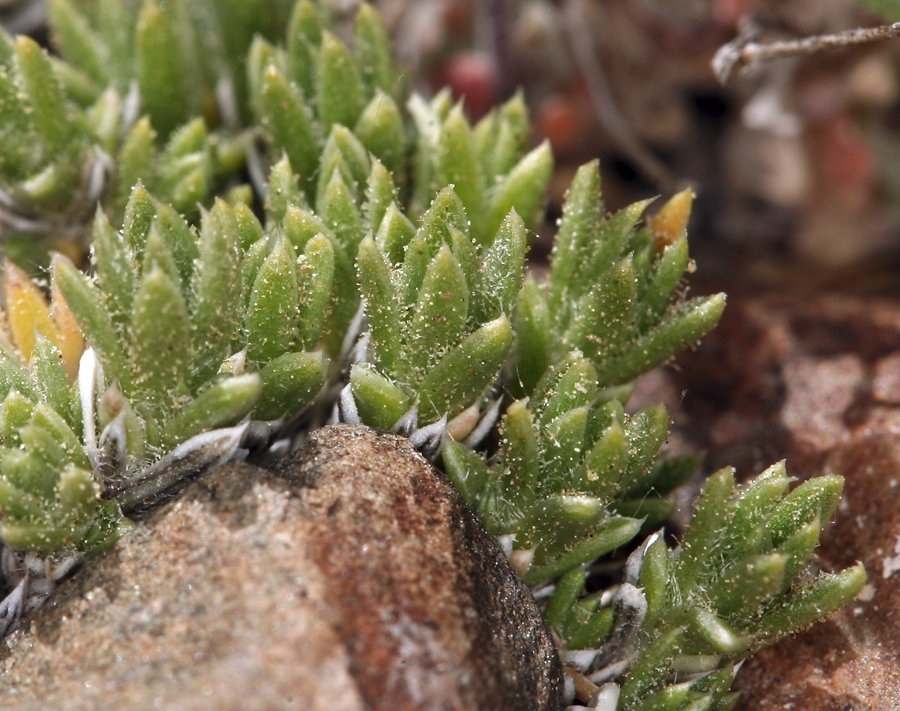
89;207;133;331
136;0;190;138
353;3;394;95
48;0;107;85
688;607;752;655
441;438;491;505
418;315;512;422
56;463;99;522
584;414;628;501
639;534;671;627
157;119;212;212
0;55;32;180
316;172;363;345
407;91;447;212
296;233;335;349
448;226;479;296
642;235;690;325
512;277;553;397
18;423;73;479
285;0;321;99
499;398;541;503
123;182;157;257
355;91;407;181
161;373;261;449
621;405;671;493
676;467;737;594
435;106;485;241
316;169;363;257
87;89;122;154
93;0;131;88
724;461;791;560
142;224;182;287
408;245;469;375
710;554;788;621
357;236;402;374
541;407;589;487
765;474;844;548
774;518;822;587
115;119;156;213
154;202;200;291
1;447;53;501
247;35;281;115
316;31;365;130
234;202;266;252
266;155;307;224
600;294;727;386
520;493;608;560
190;201;242;385
316;124;370;200
565;606;614;652
52;254;128;389
30;337;76;427
568;257;637;365
349;362;413;431
486;140;552;237
258;63;322;198
0;477;42;521
374;202;415;265
256;351;327;421
15;36;75;156
549;161;603;311
522;515;643;586
619;628;685;706
493;92;530;175
245;234;300;364
472;211;528;324
536;355;598;426
755;564;867;641
31;401;87;468
364;159;397;233
545;567;586;629
130;266;190;409
0;390;35;440
401;187;468;305
584;200;650;292
282;203;332;251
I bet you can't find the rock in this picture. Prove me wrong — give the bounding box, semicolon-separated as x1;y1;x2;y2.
665;294;900;711
0;424;562;710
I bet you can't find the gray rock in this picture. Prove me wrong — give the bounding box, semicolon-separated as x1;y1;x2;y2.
0;424;562;710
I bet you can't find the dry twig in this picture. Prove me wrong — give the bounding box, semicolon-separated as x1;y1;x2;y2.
714;20;900;85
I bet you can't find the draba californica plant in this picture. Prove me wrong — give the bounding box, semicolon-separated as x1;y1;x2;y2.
0;2;866;709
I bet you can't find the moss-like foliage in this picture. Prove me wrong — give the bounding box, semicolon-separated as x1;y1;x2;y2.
0;3;865;708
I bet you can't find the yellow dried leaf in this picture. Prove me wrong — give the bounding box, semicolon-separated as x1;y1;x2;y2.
3;259;59;363
51;276;85;382
650;188;694;253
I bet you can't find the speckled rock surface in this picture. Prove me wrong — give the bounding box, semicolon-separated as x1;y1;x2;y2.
667;295;900;711
0;424;562;711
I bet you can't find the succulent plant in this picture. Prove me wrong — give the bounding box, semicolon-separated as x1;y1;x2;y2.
0;3;866;709
549;464;866;710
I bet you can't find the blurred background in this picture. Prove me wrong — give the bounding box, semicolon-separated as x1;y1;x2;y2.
373;0;900;294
